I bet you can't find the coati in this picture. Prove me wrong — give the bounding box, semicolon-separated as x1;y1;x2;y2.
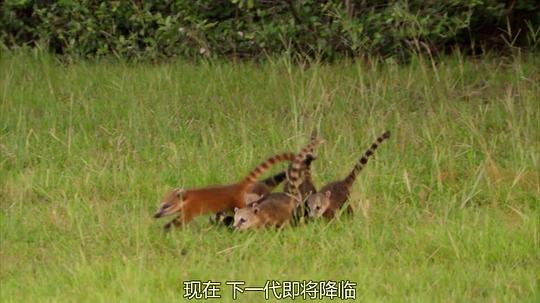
154;153;296;230
154;139;324;230
233;193;296;230
233;138;324;230
212;155;317;228
307;131;391;219
209;171;287;227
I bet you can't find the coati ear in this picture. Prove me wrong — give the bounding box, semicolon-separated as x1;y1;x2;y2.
321;192;331;209
234;207;239;213
251;202;260;214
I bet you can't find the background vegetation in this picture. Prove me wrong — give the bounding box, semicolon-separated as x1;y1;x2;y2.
2;0;540;60
1;51;539;301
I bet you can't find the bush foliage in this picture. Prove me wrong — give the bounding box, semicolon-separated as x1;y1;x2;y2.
1;0;539;60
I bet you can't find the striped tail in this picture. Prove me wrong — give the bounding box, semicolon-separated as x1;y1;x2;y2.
285;132;318;186
261;171;287;188
344;131;391;187
288;138;325;204
303;154;315;182
284;152;316;192
239;152;297;192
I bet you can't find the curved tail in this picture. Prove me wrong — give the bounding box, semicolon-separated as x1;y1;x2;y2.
344;131;391;187
288;138;325;204
239;152;297;192
261;171;287;188
283;152;316;194
303;154;315;183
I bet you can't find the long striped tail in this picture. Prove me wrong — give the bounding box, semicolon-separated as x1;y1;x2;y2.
261;171;287;188
288;138;325;205
283;152;316;194
303;154;315;183
304;129;319;182
239;152;297;192
344;131;391;187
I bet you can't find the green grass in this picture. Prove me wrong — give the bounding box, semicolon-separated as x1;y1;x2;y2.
1;51;539;302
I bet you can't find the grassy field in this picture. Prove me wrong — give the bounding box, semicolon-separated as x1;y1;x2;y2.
1;51;539;302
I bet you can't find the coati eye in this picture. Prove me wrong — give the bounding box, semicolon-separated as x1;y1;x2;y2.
240;218;246;224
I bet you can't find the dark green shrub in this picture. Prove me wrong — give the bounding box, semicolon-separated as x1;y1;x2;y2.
1;0;539;60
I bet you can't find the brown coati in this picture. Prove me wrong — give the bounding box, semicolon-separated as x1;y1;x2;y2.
212;154;317;228
307;131;391;219
154;152;298;230
233;138;324;230
209;171;287;226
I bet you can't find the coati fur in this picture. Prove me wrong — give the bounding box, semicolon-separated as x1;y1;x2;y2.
209;171;287;226
307;131;391;219
282;154;317;200
249;171;287;196
154;152;297;230
233;138;324;230
212;155;317;228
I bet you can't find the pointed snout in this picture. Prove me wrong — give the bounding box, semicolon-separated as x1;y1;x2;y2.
153;204;168;218
232;220;242;229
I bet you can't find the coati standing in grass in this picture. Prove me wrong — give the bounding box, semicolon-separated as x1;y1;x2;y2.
154;152;297;230
209;171;287;226
233;193;295;230
212;154;317;228
233;138;324;230
307;131;391;219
